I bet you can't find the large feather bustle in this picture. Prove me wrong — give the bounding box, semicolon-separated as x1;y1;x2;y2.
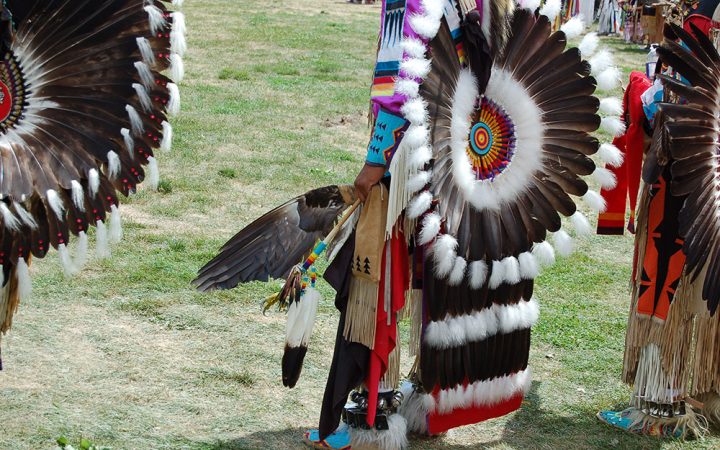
416;8;600;287
193;185;357;291
0;0;184;336
657;24;720;314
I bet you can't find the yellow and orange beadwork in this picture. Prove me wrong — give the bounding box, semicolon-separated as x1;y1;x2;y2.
466;96;516;181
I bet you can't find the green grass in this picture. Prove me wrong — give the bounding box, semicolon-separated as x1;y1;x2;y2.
1;1;717;449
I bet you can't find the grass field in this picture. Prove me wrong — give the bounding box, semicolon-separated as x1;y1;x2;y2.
1;1;717;449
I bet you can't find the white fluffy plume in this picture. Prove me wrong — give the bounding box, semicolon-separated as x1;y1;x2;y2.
578;32;599;56
601;116;626;137
598;143;624;167
553;229;574;257
570;211;592;236
532;241;556;266
560;16;585;39
524;0;542;12
589;49;613;75
597;67;620;91
583;190;607;213
418;213;441;246
599;97;623;115
593;167;618;189
539;0;561;20
407;191;433;219
433;234;458;278
469;260;488;289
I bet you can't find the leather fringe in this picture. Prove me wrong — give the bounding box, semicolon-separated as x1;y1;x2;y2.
383;331;401;389
344;276;379;348
407;289;423;357
624;183;720;399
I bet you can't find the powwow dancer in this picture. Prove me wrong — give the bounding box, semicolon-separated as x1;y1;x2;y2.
196;1;623;448
0;0;185;368
597;14;720;437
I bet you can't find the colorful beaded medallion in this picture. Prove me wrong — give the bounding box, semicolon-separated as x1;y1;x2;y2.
0;52;26;133
466;96;515;181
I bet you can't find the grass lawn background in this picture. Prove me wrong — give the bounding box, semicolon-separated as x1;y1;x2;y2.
1;1;715;448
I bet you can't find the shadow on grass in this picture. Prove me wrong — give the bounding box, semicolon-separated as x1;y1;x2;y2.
195;383;667;449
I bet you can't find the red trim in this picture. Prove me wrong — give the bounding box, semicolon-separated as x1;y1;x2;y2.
427;393;524;434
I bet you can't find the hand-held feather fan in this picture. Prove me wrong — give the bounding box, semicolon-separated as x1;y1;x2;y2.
0;0;185;347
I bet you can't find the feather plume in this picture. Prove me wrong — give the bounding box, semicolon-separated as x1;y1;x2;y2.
71;181;85;211
469;260;488;289
410;145;432;169
96;220;110;259
74;231;89;272
13;203;37;229
88;169;100;198
539;0;561;20
401;57;432;79
107;151;121;179
592;167;618;189
126;105;144;135
133;83;153;112
589;49;613;75
570;211;592;235
488;260;506;289
170;12;187;57
596;67;620;91
161;121;173;152
110;205;123;243
58;244;75;277
599;97;623;115
402;38;427;58
282;287;320;388
121;128;134;156
433;234;458;278
448;257;468;286
407;191;433;219
407;171;431;193
145;5;167;34
16;259;32;301
532;241;556;266
401;98;429;125
418;212;441;246
397;79;420;98
518;251;540;279
553;229;573;256
171;54;185;82
560;16;585;39
598;143;624;167
0;203;21;231
46;190;65;220
502;256;521;284
583;190;607;212
136;39;156;67
168;83;181;116
524;0;542;11
600;116;626;137
146;157;160;191
578;32;599;56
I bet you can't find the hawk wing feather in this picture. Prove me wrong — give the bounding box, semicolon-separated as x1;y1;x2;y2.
658;24;720;313
193;185;356;292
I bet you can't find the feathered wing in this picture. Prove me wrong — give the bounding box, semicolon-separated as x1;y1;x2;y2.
193;185;357;291
0;0;185;335
659;24;720;314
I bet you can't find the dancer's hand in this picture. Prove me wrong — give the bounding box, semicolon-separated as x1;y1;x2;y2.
354;163;386;202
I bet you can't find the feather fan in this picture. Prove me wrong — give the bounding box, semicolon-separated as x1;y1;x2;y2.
0;0;184;343
417;8;600;283
657;24;720;314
